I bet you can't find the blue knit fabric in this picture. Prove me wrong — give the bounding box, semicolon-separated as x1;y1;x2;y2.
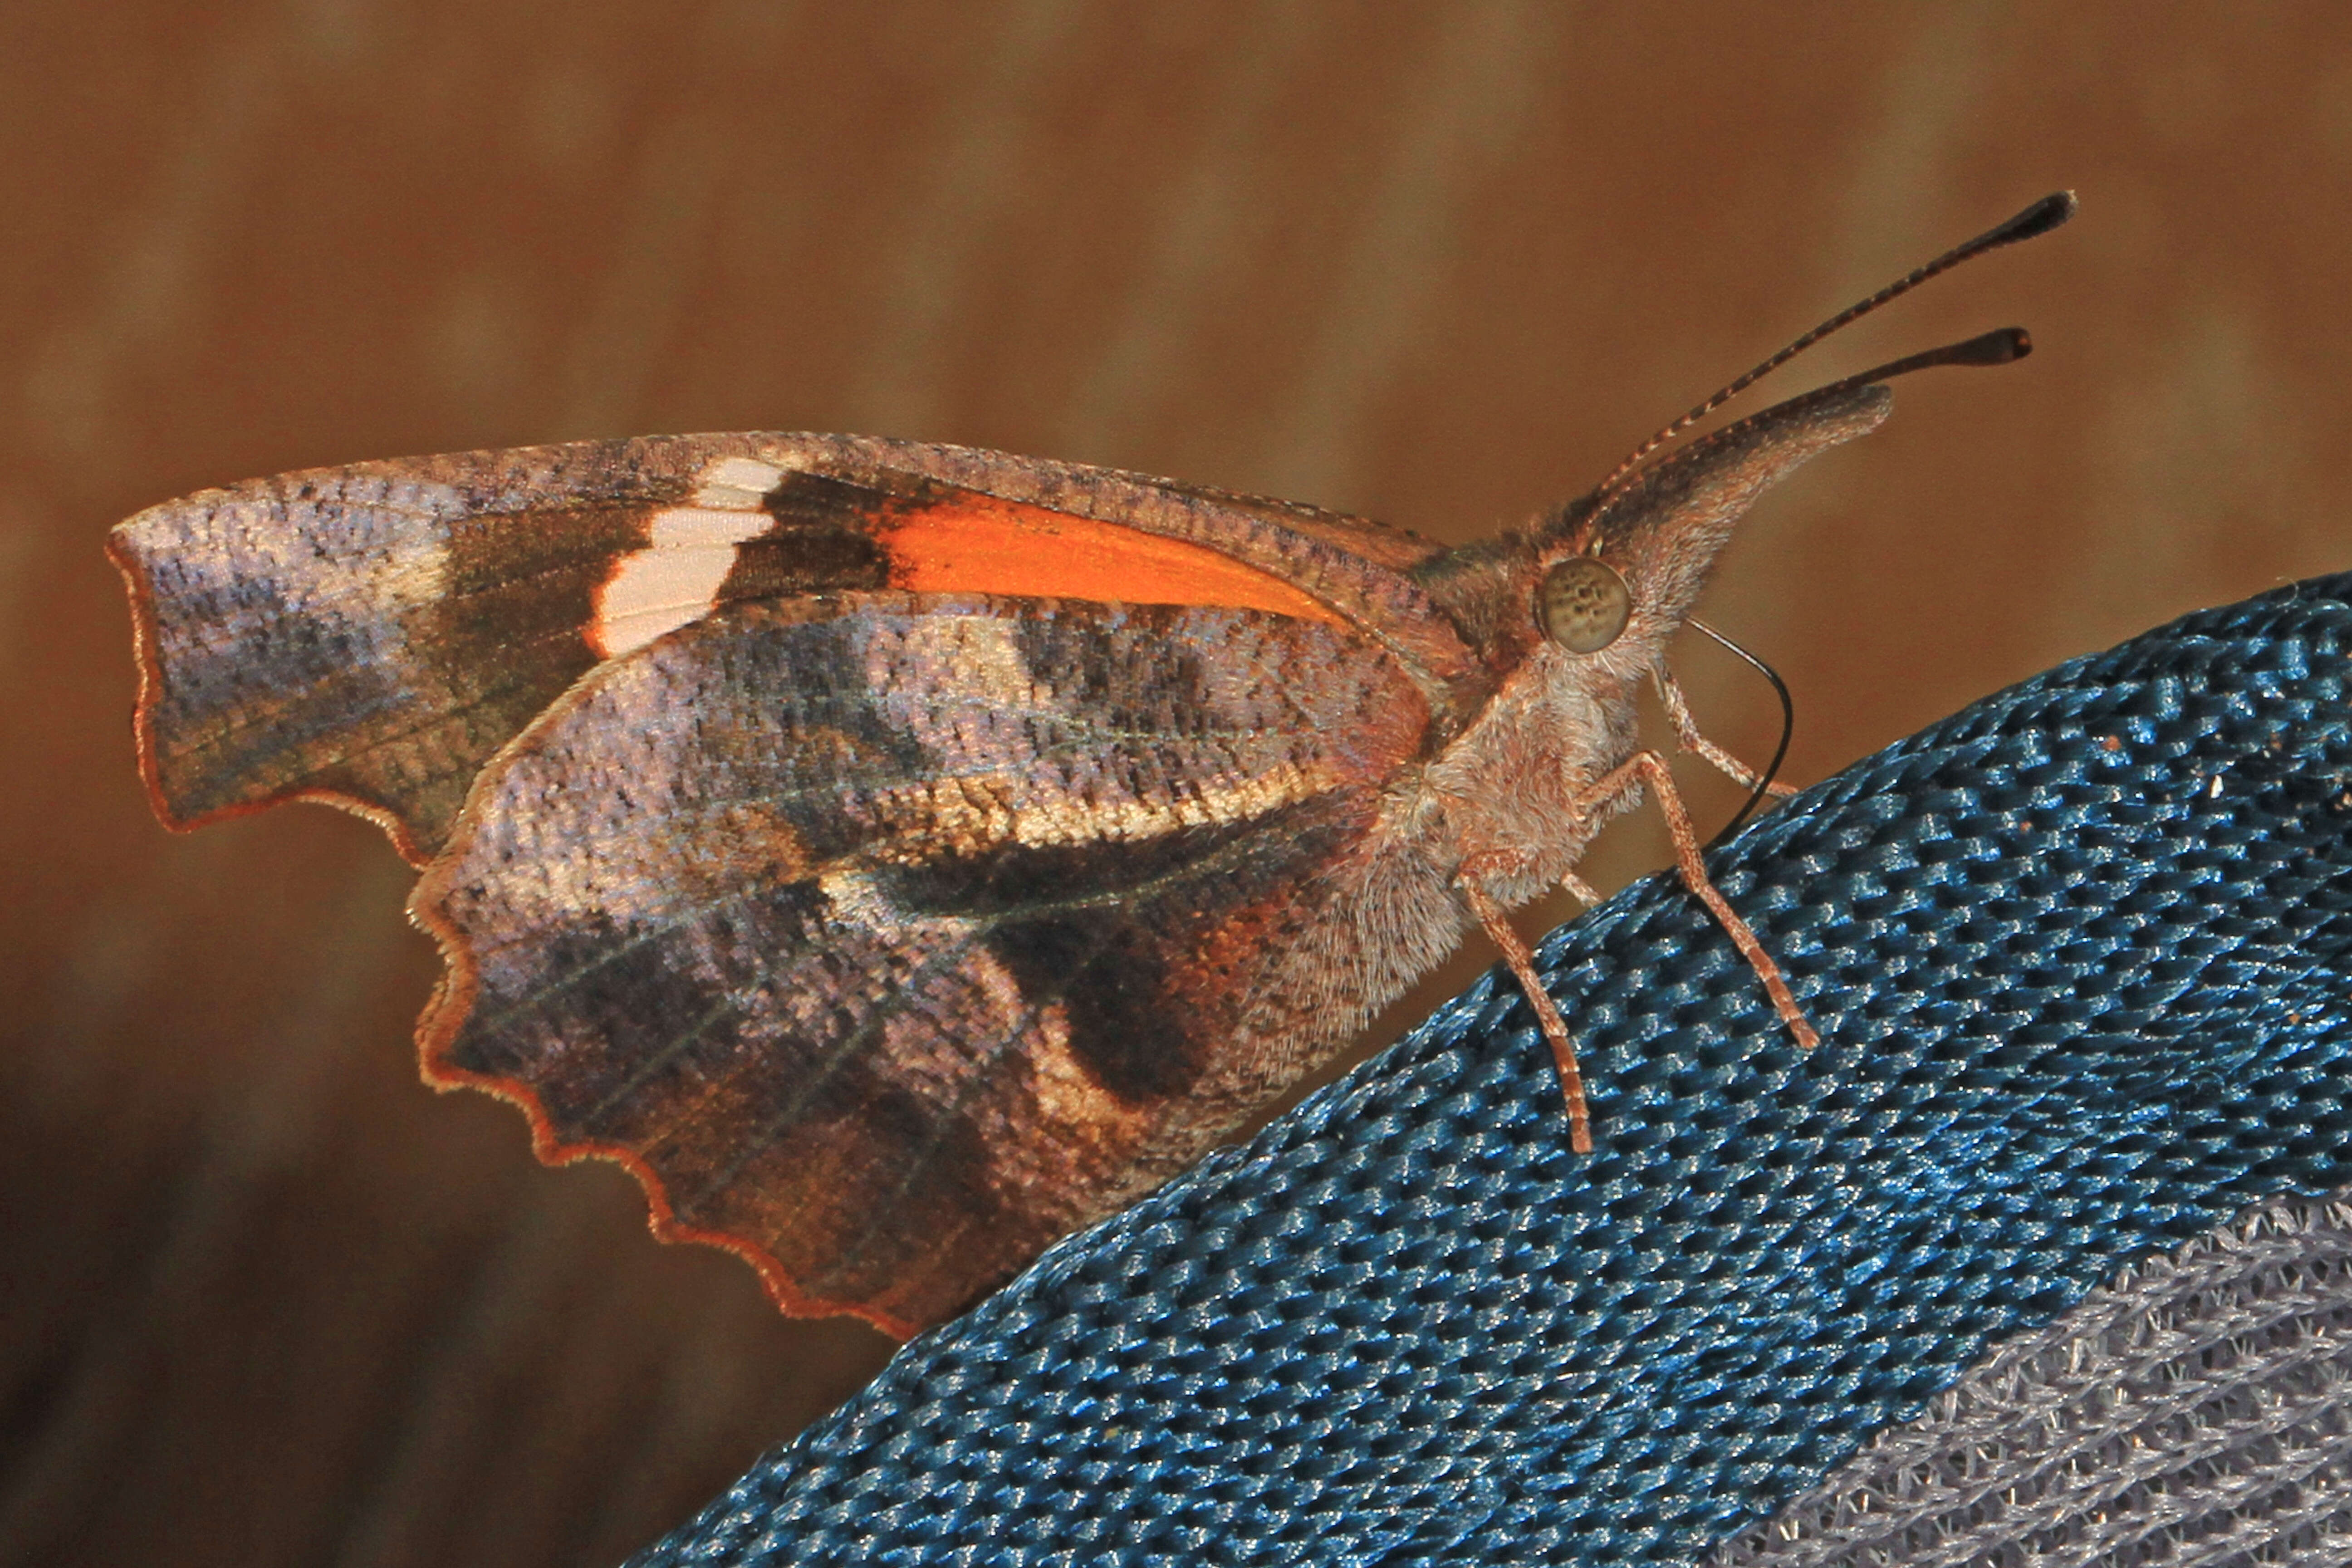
635;575;2352;1567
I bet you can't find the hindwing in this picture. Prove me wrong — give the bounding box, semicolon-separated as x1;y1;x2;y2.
412;594;1428;1333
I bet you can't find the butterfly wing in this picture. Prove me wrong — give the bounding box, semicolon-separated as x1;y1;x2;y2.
113;435;1478;1334
412;593;1430;1334
109;435;1471;865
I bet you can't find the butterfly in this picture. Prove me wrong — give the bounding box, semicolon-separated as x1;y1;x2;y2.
107;194;2071;1337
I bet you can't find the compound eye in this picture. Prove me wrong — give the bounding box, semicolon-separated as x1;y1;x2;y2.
1538;557;1631;653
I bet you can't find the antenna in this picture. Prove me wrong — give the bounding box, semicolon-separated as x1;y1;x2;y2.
1588;191;2075;508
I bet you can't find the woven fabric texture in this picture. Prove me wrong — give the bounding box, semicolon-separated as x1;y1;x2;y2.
635;575;2352;1567
1706;1181;2352;1568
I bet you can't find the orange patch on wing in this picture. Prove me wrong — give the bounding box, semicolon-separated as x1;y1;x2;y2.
877;494;1346;629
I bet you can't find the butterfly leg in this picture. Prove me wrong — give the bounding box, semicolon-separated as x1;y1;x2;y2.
1558;869;1604;907
1458;872;1594;1153
1570;750;1819;1052
1654;667;1797;798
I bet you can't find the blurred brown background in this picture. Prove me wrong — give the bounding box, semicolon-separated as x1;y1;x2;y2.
6;4;2351;1564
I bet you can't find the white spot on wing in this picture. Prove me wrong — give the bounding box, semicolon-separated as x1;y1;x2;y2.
589;455;797;661
593;507;770;659
694;456;790;510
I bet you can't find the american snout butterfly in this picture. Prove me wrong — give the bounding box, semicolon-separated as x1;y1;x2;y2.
108;194;2073;1337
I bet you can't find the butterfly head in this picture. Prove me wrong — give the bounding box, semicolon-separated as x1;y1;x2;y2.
1518;380;1896;691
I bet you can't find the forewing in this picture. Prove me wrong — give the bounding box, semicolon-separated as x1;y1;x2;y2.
411;594;1429;1335
106;439;875;861
110;434;1469;865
